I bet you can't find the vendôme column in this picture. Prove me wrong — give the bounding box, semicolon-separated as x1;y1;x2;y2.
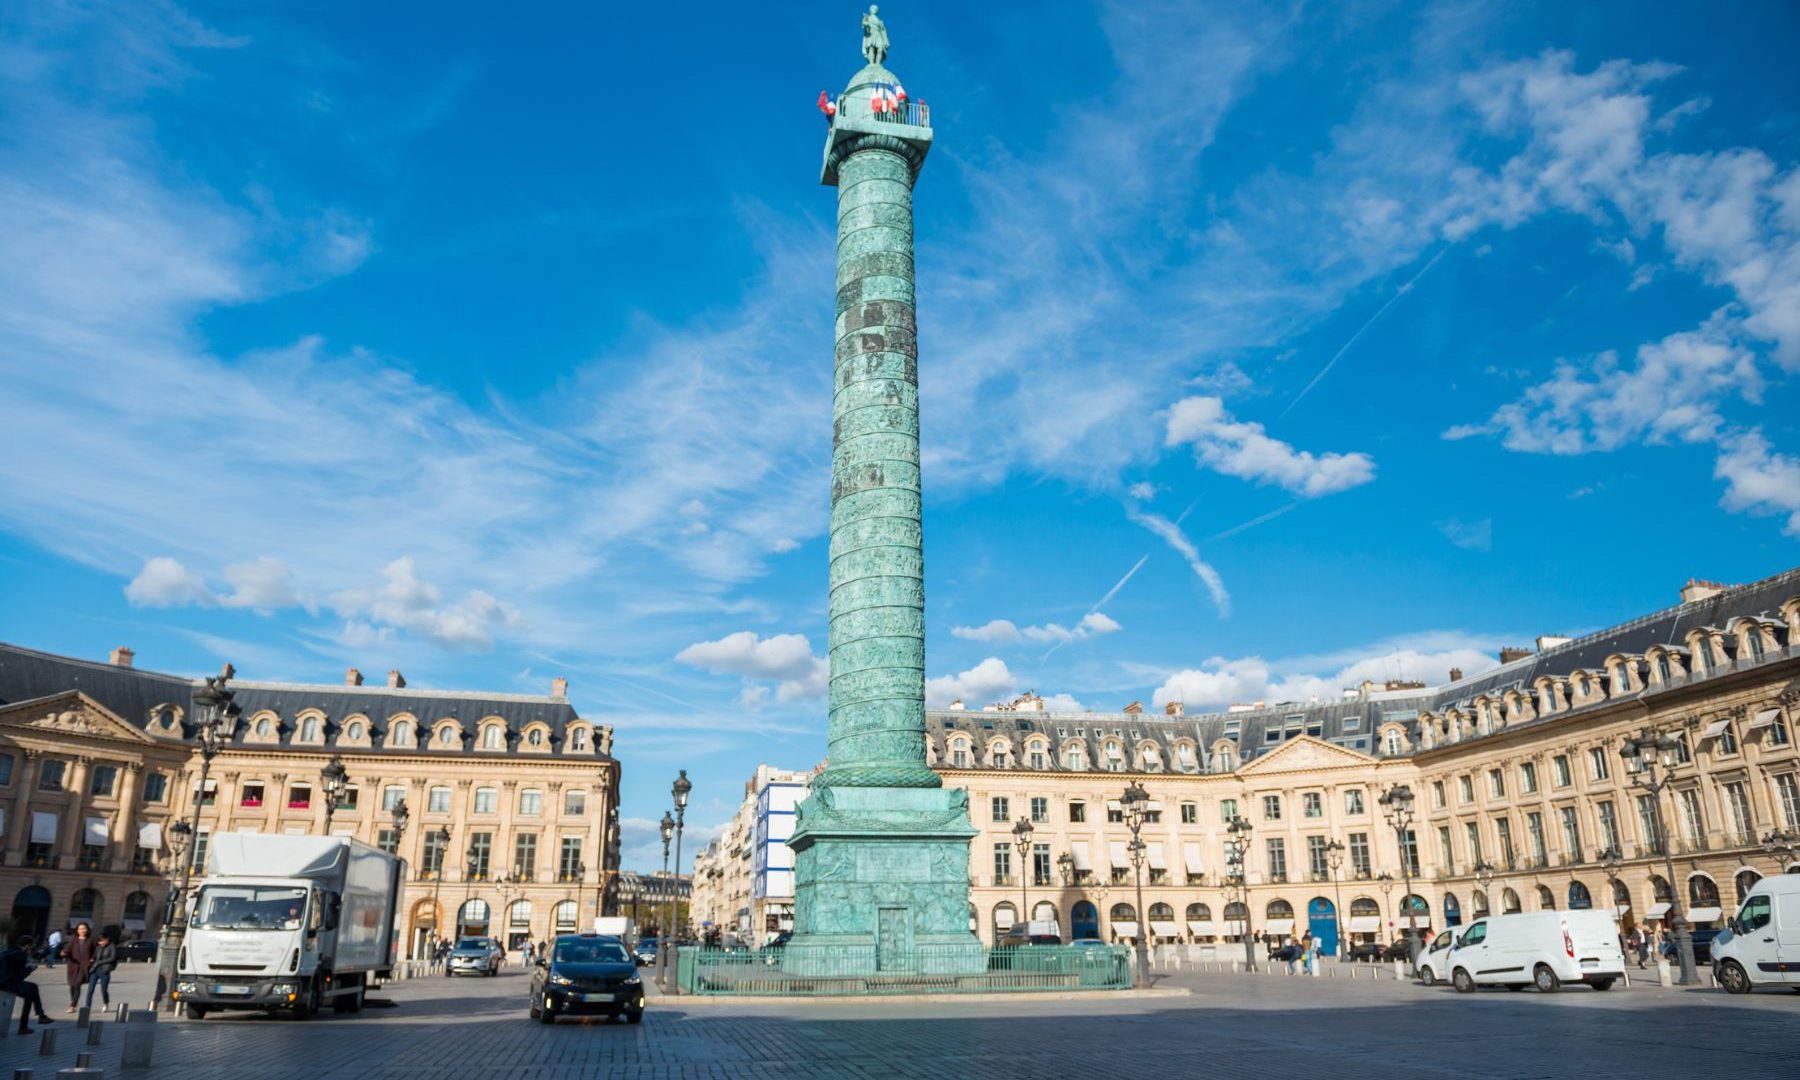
784;7;982;975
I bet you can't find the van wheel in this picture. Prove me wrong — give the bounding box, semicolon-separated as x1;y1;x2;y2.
183;1003;208;1020
1589;978;1615;991
1452;968;1475;994
1717;960;1752;995
1533;964;1561;993
1418;966;1436;987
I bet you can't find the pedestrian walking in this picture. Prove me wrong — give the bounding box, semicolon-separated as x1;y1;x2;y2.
44;927;62;969
84;931;116;1009
523;939;535;965
59;922;94;1012
0;935;55;1035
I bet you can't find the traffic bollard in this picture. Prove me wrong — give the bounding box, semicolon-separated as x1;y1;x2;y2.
55;1070;104;1079
37;1029;55;1055
0;993;17;1039
114;1005;128;1025
14;1068;34;1080
74;1008;88;1030
73;1056;91;1070
1657;959;1672;987
119;1012;156;1072
85;1021;104;1047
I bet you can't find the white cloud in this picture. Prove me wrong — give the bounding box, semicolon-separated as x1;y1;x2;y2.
329;556;521;651
674;631;828;703
1714;430;1800;538
950;611;1122;646
219;556;300;612
925;657;1017;709
124;556;212;607
1126;481;1160;501
1124;505;1230;616
1151;633;1503;711
1436;518;1493;552
1166;396;1376;497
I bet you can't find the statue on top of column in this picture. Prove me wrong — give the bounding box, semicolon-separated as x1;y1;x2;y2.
862;5;889;65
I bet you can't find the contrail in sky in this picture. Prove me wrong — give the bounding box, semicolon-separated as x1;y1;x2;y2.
1207;501;1301;542
1043;553;1149;661
1280;245;1451;419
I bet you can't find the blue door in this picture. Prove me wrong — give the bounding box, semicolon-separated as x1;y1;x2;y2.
1072;901;1099;941
1307;898;1338;956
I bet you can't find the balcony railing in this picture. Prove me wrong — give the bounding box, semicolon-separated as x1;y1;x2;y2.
870;101;930;128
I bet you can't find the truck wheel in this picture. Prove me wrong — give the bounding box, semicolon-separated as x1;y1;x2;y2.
1717;960;1753;995
183;1003;208;1020
1533;964;1561;993
347;984;365;1013
293;978;320;1020
1452;968;1475;994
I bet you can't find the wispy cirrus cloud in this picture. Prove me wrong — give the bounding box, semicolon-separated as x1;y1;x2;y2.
951;612;1122;646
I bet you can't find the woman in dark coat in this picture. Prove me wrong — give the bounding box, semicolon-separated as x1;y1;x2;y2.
60;922;94;1011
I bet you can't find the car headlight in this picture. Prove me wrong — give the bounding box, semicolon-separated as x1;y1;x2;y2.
549;974;575;986
272;982;297;995
176;981;198;994
620;975;641;987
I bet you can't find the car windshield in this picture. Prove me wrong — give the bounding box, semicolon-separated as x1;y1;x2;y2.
554;940;630;965
454;938;488;951
191;886;307;930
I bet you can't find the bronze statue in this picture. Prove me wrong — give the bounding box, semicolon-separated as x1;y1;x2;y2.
862;5;889;65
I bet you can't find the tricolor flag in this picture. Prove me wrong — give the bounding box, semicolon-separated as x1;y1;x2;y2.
817;90;837;118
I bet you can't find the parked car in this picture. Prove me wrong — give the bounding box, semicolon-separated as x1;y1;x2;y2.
447;936;504;977
116;940;159;963
529;934;644;1025
1713;874;1800;994
635;937;659;967
1346;940;1386;962
1443;911;1624;992
1663;927;1724;965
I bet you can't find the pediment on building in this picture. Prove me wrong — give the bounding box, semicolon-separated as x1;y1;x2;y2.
1237;734;1372;775
0;691;157;745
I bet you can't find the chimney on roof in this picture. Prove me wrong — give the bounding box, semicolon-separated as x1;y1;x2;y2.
109;646;134;668
1164;701;1183;717
949;698;964;710
1499;647;1533;664
1680;578;1727;603
345;667;363;686
1122;700;1144;715
1536;635;1572;652
220;662;235;680
387;668;406;688
1449;667;1464;683
1360;679;1375;697
551;676;568;698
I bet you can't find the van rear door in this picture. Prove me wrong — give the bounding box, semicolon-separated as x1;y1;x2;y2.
1778;890;1800;983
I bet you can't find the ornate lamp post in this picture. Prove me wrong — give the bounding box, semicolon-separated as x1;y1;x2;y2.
429;824;451;956
462;844;483;939
1011;816;1035;930
320;755;349;834
1474;859;1497;918
1224;816;1254;971
1325;839;1346;961
390;797;410;848
1761;830;1799;873
1621;727;1698;984
571;859;589;935
655;810;674;988
1596;847;1623;921
1119;782;1156;986
669;769;692;984
1057;849;1109;940
1379;783;1421;972
158;674;237;1012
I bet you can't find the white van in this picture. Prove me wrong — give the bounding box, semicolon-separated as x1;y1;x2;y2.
1711;873;1800;994
1417;928;1462;986
1444;911;1625;992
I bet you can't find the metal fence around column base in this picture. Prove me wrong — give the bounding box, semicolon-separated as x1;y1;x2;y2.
678;944;1132;996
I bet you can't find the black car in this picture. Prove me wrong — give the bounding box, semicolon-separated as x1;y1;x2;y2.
1663;928;1724;965
530;934;644;1025
116;940;158;963
1346;940;1386;962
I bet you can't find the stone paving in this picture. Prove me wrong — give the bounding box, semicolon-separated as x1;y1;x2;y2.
3;959;1797;1078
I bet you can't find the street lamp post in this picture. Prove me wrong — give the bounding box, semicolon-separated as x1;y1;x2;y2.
429;825;451;959
158;674;237;1012
669;769;692;992
655;811;674;989
1325;839;1346;961
572;859;589;934
1057;850;1109;941
1597;847;1623;922
1379;783;1421;973
320;755;349;834
1224;816;1254;971
1761;830;1799;873
1119;782;1153;987
1474;859;1497;918
1012;817;1035;931
463;845;483;939
1621;726;1698;985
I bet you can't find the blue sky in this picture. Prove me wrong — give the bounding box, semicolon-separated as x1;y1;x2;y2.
2;1;1796;870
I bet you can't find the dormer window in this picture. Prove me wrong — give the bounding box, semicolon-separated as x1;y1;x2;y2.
1064;744;1087;770
570;727;588;752
1654;653;1672;684
255;717;271;737
393;720;413;746
300;717;320;742
346;721;365;741
1744;626;1765;661
482;726;503;750
527;728;545;747
439;725;457;746
951;740;970;768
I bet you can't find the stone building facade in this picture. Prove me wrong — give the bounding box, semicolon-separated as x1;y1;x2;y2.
0;644;622;957
689;764;812;945
930;570;1800;951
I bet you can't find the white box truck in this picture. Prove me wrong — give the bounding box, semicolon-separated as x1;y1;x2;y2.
173;834;404;1019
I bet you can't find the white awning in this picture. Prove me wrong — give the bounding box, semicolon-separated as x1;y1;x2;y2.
1687;906;1723;923
1070;840;1092;870
84;817;109;845
1112;920;1139;939
1347;915;1381;933
1647;902;1672;919
30;811;58;844
1187;920;1218;936
1747;708;1780;730
1265;918;1295;936
1613;906;1630;919
138;822;162;849
1109;841;1129;867
1147;842;1167;870
1106;800;1122;811
1182;842;1204;875
1145;800;1164;811
236;826;260;834
1149;920;1180;939
1699;719;1731;740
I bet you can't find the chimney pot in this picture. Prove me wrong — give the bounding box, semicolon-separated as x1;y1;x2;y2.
1164;700;1183;717
345;667;363;686
551;675;568;698
109;647;134;668
387;668;406;688
1449;667;1464;683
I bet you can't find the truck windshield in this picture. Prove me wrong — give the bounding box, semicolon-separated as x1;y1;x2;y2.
192;885;308;930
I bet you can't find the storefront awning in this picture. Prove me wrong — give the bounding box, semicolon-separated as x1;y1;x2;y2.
1347;915;1381;933
1647;902;1672;919
1265;918;1295;936
1182;842;1204;876
1187;920;1218;936
1687;906;1723;923
138;822;162;849
1699;719;1731;740
1070;841;1092;870
1147;842;1167;870
84;817;109;845
1109;841;1129;867
1112;920;1139;939
1150;921;1180;939
1613;905;1630;919
30;811;58;844
1747;708;1780;730
1223;919;1248;935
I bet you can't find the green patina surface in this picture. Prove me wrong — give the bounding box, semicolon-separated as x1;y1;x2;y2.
784;13;984;978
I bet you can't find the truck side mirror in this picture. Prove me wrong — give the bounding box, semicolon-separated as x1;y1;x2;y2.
325;894;342;931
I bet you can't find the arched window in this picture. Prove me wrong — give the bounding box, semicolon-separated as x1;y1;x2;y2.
255;717;271;737
1472;890;1490;916
346;721;365;741
1537;884;1555;910
1186;902;1212;921
1735;869;1763;906
301;717;320;742
993;902;1018;934
1654;652;1672;684
1689;874;1720;908
1266;898;1294;919
951;739;971;768
70;888;101;923
508;900;532;935
1223;901;1249;940
1215;745;1235;771
527;728;544;747
1611;878;1631;910
1031;900;1059;927
482;726;503;750
553;900;578;934
1744;625;1765;661
439;725;457;746
1139;745;1162;771
1027;740;1049;770
1103;741;1124;771
1443;892;1462;926
458;899;490;935
1063;743;1087;770
1568;881;1593;910
1501;888;1521;914
569;727;588;752
1110;901;1137;922
988;740;1012;768
123;890;151;929
393;720;413;746
1650;875;1673;903
1384;730;1402;756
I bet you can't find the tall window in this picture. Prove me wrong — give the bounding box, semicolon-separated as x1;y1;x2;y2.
1438;825;1454;869
1063;744;1085;770
1302;792;1322;818
1552;756;1572;788
952;741;970;768
1069;800;1086;823
1180;802;1198;824
1465;822;1483;863
38;759;66;791
992;843;1012;885
1029;743;1047;770
1458;776;1474;804
1488;769;1505;798
1520;762;1538;794
482;727;503;750
474;788;497;814
1262;795;1282;820
1717;722;1739;756
1776;773;1800;830
1496;818;1515;865
564;790;587;816
1724;782;1754;840
1677;789;1704;844
423;829;448;876
467;832;492;878
1345;789;1365;815
1221;799;1239;822
89;765;118;797
1559;807;1581;860
1400;829;1420;877
1636;794;1663;853
990;795;1009;823
1587;748;1609;781
569;727;589;752
1307;836;1329;880
519;789;543;816
0;753;12;786
142;772;168;803
428;786;451;813
514;833;537;878
382;785;407;811
1770;714;1792;747
1032;843;1053;886
1673;734;1692;765
191;827;210;871
1030;797;1049;824
1526;813;1546;863
1348;832;1371;877
1597;801;1620;853
559;837;584;880
377;828;399;855
1431;781;1445;808
1266;838;1288;882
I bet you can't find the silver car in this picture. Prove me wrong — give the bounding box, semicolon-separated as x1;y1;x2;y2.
447;936;504;976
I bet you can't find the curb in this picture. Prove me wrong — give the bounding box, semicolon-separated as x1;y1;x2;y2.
650;987;1190;1005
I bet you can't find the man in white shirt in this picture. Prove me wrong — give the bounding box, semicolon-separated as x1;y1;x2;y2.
44;928;62;969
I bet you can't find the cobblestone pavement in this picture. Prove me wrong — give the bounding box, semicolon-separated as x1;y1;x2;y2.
3;961;1797;1079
